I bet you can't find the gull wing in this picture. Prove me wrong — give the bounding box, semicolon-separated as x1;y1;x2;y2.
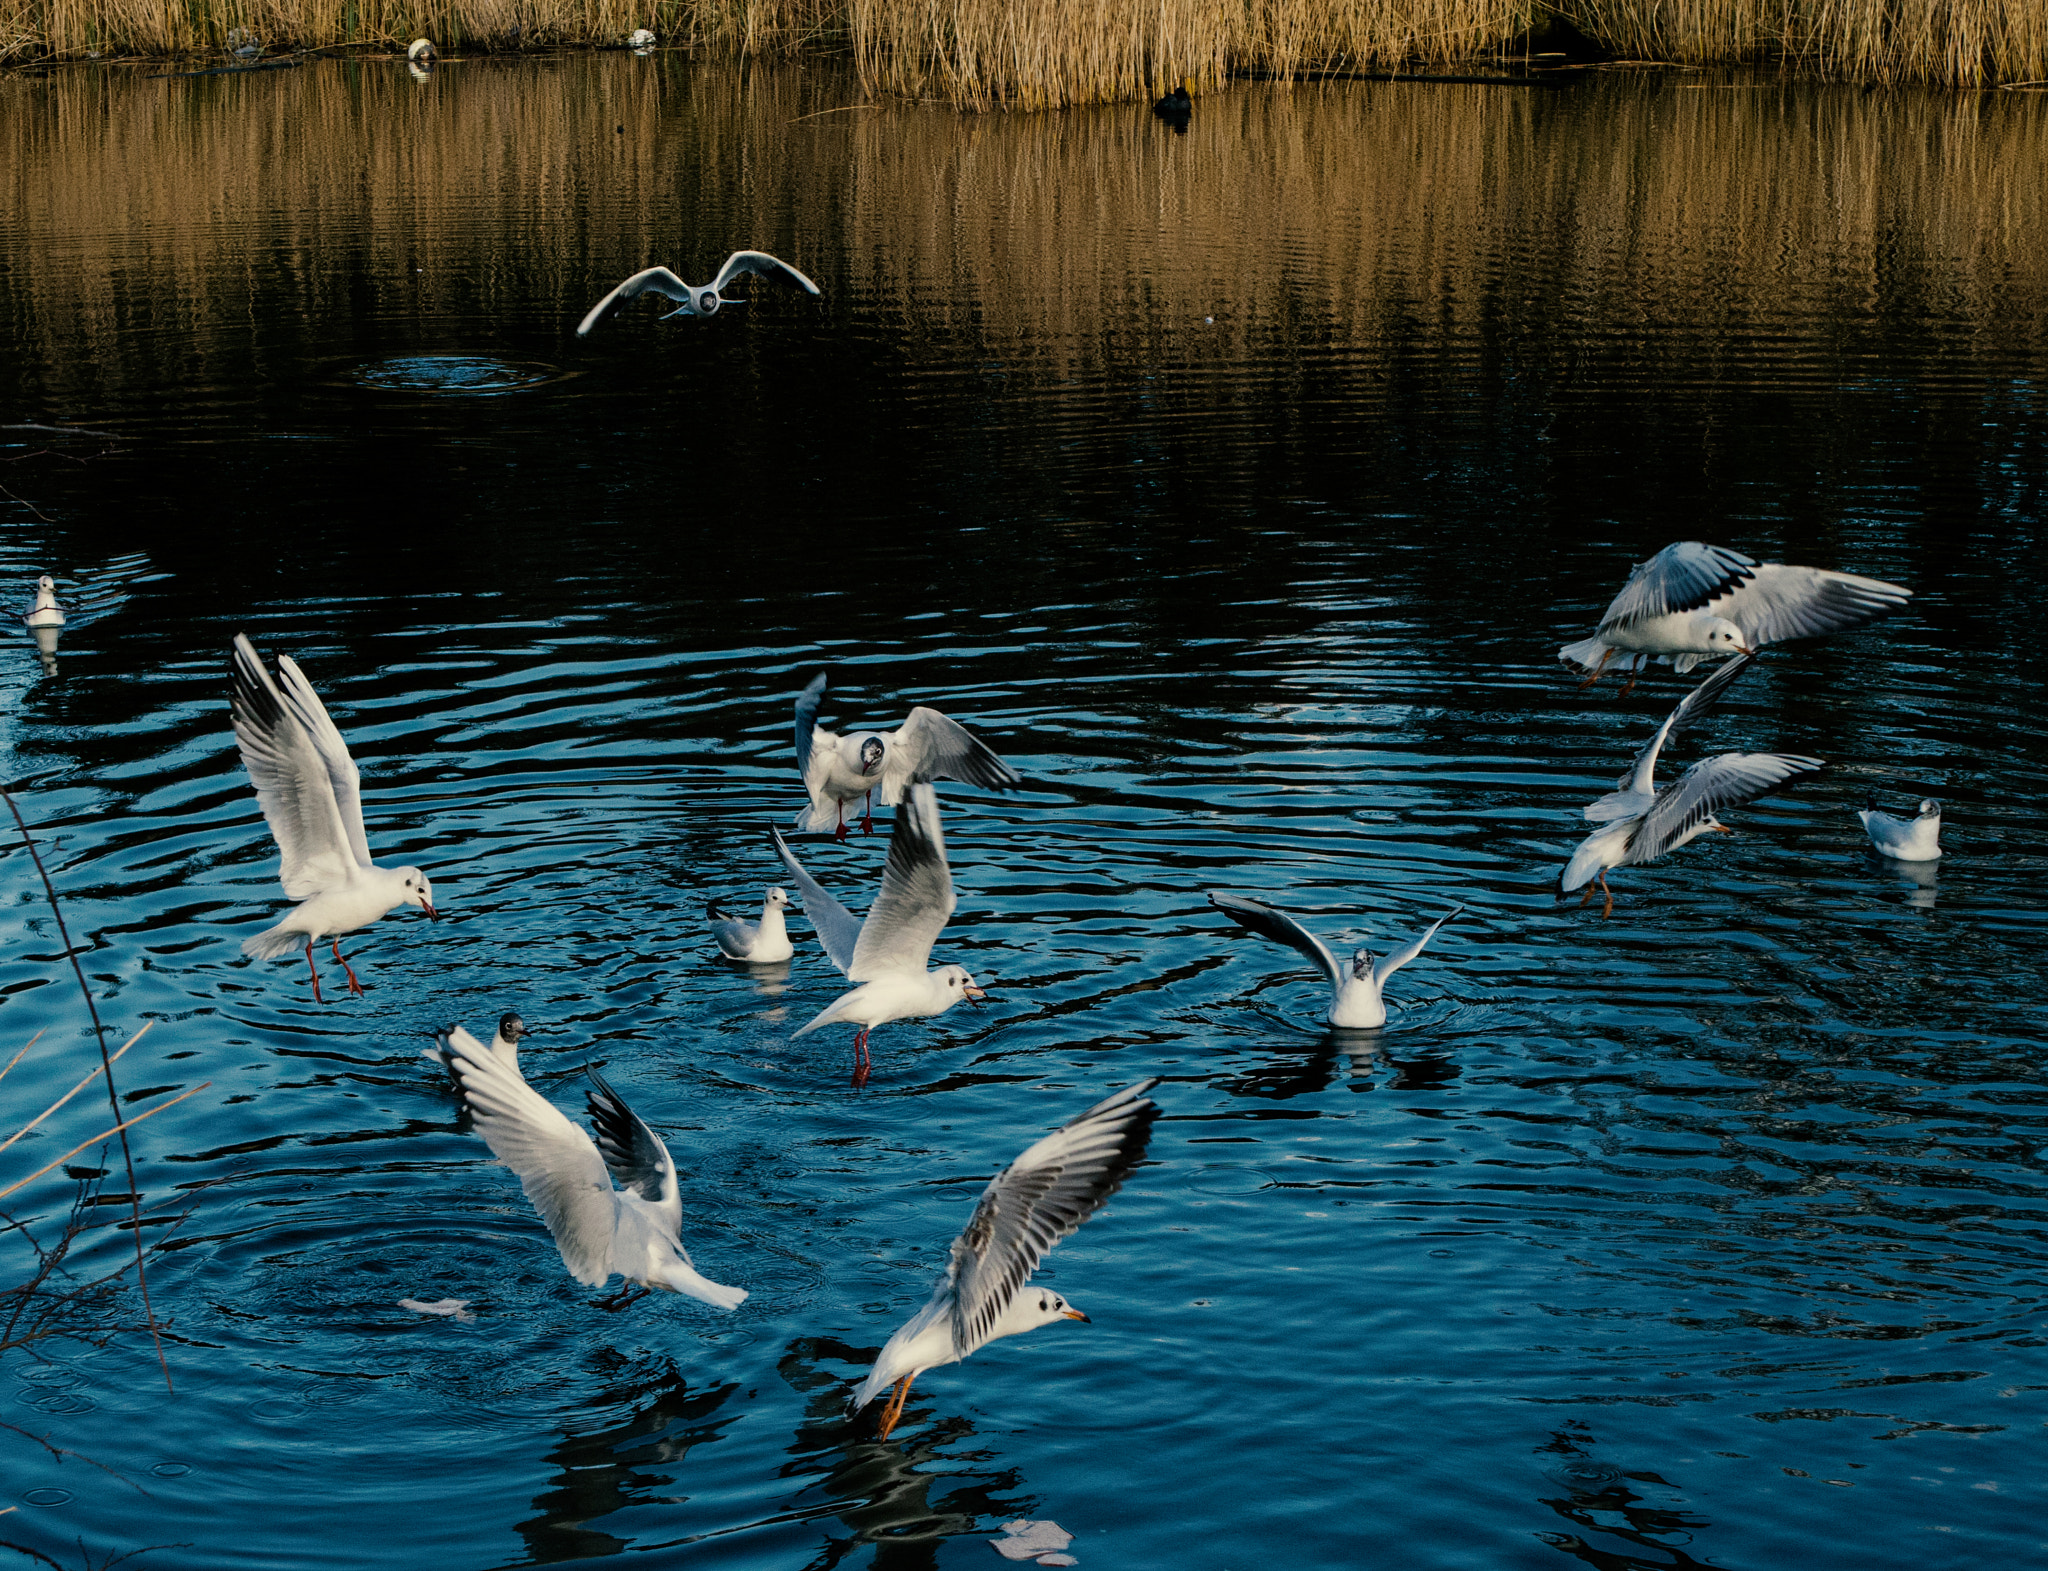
1628;752;1824;863
575;266;692;337
771;828;864;975
585;1068;680;1232
1596;542;1757;632
885;707;1023;798
231;635;360;899
1207;892;1342;989
1590;650;1760;819
1370;905;1461;988
945;1079;1160;1356
271;653;374;868
848;783;956;979
1711;563;1912;647
426;1026;616;1286
794;671;828;784
710;250;823;298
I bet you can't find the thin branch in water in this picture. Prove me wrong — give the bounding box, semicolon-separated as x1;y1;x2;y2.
0;1422;154;1497
0;485;53;523
0;1033;46;1088
0;1083;210;1205
0;425;119;439
0;1025;151;1158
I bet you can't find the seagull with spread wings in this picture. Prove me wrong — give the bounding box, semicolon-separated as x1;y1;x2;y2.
1208;895;1460;1029
1583;650;1759;823
1560;541;1911;690
230;634;438;1002
793;672;1021;839
425;1023;747;1313
852;1079;1160;1440
773;783;985;1085
575;250;820;337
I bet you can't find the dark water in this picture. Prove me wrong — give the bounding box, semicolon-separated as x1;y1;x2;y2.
4;52;2048;1571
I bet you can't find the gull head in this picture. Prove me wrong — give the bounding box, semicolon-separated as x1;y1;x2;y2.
1700;616;1752;657
407;37;437;63
1918;798;1941;818
693;286;723;316
497;1012;526;1044
36;575;55;593
937;965;985;1006
859;737;886;775
1349;947;1374;980
398;868;439;919
1025;1289;1089;1331
766;885;790;910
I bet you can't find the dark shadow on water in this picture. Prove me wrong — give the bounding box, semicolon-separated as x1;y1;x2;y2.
1533;1423;1718;1571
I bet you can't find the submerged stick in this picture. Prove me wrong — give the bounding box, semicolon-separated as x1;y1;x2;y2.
1244;68;1566;88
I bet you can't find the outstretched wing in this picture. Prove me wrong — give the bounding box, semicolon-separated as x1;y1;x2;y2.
1371;905;1461;988
1629;752;1824;863
230;635;359;899
770;828;864;976
710;250;823;298
585;1068;680;1230
849;783;956;979
945;1079;1160;1355
885;707;1023;798
1711;564;1912;647
1606;649;1759;805
576;266;692;337
794;672;828;784
1596;542;1757;632
272;653;373;868
1207;892;1342;989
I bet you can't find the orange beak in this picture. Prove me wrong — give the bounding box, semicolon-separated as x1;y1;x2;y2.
963;984;987;1003
1061;1308;1089;1322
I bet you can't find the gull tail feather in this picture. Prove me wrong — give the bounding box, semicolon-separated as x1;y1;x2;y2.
1558;635;1611;671
662;1263;748;1311
242;921;304;961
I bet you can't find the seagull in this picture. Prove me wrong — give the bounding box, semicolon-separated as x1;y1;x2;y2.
627;26;654;46
772;783;985;1086
794;672;1022;839
1584;650;1758;823
1859;796;1941;861
575;251;820;337
426;1024;747;1312
1561;752;1824;916
1208;894;1459;1029
1560;542;1912;690
407;37;437;63
708;887;794;962
230;634;438;1002
852;1078;1159;1440
22;575;64;629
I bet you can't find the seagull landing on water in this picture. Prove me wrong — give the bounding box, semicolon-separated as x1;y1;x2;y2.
426;1024;747;1313
1859;796;1941;861
794;672;1021;839
22;575;64;629
230;635;438;1002
853;1079;1159;1441
1208;894;1460;1029
1561;541;1911;692
708;887;794;962
575;251;820;337
773;783;985;1086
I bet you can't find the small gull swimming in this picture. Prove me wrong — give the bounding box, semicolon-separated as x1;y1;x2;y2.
22;575;63;629
1859;796;1941;861
1560;541;1911;689
852;1078;1159;1440
708;887;794;962
576;251;820;337
230;634;438;1001
1584;650;1758;823
773;783;985;1085
793;671;1021;838
1208;893;1460;1029
426;1023;747;1312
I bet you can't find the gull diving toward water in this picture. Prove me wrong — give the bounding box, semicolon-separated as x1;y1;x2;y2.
853;1079;1159;1440
231;635;438;1002
1560;541;1912;690
23;575;63;628
1859;796;1942;861
773;783;984;1085
1208;893;1459;1028
1584;650;1759;823
708;887;794;962
426;1023;747;1313
794;672;1021;839
575;251;820;337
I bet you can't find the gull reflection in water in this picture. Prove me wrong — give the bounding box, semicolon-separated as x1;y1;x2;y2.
1221;1023;1464;1101
1534;1423;1717;1570
1871;850;1940;911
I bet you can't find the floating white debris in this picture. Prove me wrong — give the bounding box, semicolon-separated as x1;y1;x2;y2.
398;1297;474;1321
990;1521;1073;1563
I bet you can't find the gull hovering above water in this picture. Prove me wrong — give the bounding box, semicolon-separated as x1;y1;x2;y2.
1859;796;1941;861
575;251;820;337
231;634;438;1001
426;1024;747;1312
853;1078;1159;1440
794;672;1021;839
1208;893;1459;1029
708;887;794;962
773;783;985;1085
1561;541;1911;690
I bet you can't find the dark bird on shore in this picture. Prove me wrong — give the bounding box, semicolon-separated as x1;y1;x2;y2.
1152;82;1192;130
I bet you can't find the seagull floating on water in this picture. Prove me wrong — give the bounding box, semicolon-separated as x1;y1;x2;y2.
230;634;438;1002
576;251;820;337
1584;650;1758;823
1859;796;1941;861
407;38;437;63
794;672;1021;839
773;783;984;1085
709;887;794;962
426;1023;747;1313
22;575;64;629
627;27;654;46
1561;542;1911;690
853;1078;1159;1440
1208;894;1460;1029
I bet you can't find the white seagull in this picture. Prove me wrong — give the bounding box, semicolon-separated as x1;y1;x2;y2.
627;26;655;46
1859;796;1941;861
406;37;437;63
575;251;820;337
772;783;985;1085
426;1023;747;1312
23;575;64;629
1584;650;1759;823
231;634;438;1002
1561;542;1912;690
852;1078;1159;1440
1562;752;1824;916
793;672;1021;839
1208;894;1459;1029
708;887;794;962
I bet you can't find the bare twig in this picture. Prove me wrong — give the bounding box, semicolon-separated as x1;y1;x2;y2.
0;485;53;523
0;1422;154;1497
0;425;118;439
0;1025;150;1158
0;1083;210;1205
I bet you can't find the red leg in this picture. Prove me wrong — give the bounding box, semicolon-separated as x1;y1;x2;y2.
876;1373;914;1439
861;791;874;835
331;938;363;997
1599;871;1615;920
851;1026;871;1088
834;799;849;843
1618;656;1645;699
1575;646;1616;691
303;937;325;1005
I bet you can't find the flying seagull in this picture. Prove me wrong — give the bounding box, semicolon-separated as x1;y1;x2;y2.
1208;894;1460;1029
230;634;437;1001
794;672;1021;839
1560;542;1911;690
1858;796;1941;861
772;783;985;1085
1584;650;1759;823
852;1078;1159;1440
708;887;794;962
426;1023;747;1312
576;251;820;337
